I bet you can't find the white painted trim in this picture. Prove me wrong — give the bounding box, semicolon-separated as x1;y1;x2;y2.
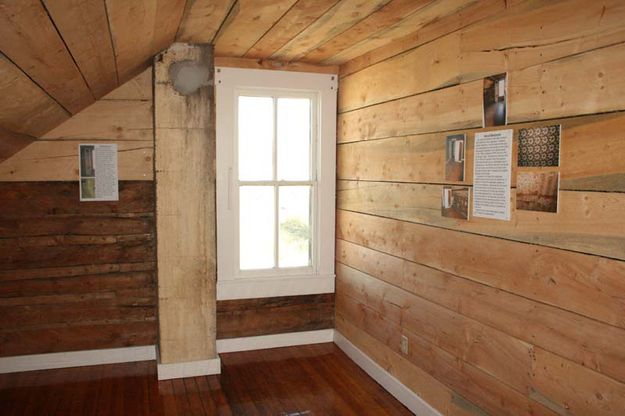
0;345;156;374
217;328;335;353
157;357;221;380
334;331;442;416
215;67;337;300
217;274;334;300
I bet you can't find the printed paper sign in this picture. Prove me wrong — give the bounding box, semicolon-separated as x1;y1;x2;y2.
79;144;119;201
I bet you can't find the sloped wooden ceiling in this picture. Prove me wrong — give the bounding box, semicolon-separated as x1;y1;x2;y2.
0;0;482;161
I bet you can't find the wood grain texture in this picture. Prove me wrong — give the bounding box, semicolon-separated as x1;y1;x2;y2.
0;345;411;416
42;0;119;99
0;129;35;165
337;264;533;395
217;294;334;339
215;56;338;74
245;0;339;59
336;302;553;416
214;0;299;57
302;0;435;63
338;0;505;77
176;0;235;43
0;54;69;137
271;0;392;61
337;239;625;386
0;0;94;113
0;181;156;357
106;0;186;83
155;44;216;364
337;112;625;192
0;70;154;182
338;0;625;111
340;41;625;142
338;181;625;260
337;210;625;330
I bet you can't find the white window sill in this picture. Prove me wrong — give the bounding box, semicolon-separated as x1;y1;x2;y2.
216;274;335;300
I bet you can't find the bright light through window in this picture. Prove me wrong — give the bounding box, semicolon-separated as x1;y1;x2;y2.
237;93;315;271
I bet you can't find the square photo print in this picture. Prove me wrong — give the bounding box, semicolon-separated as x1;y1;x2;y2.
516;171;559;213
441;186;470;220
518;124;561;167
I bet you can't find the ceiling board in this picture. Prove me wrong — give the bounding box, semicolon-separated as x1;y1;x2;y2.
0;54;69;137
337;0;505;75
270;0;392;62
43;0;118;99
0;0;94;114
302;0;435;63
176;0;235;44
244;0;339;59
106;0;186;83
214;0;299;57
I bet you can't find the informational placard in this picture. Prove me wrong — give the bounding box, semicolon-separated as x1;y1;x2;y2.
472;130;513;220
79;144;119;201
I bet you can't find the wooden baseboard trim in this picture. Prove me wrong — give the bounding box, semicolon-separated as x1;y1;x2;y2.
0;345;156;374
216;329;335;353
157;357;222;380
334;331;442;416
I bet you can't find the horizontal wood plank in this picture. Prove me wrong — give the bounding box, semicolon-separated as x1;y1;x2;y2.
337;112;625;192
338;180;625;260
337;239;625;386
339;0;625;112
0;181;154;217
337;265;533;394
336;301;551;416
336;210;625;330
217;294;334;339
0;321;156;356
339;42;625;142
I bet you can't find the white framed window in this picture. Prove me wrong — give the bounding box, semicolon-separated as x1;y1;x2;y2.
216;67;337;300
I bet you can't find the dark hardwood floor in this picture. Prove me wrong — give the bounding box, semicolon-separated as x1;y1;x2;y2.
0;343;411;415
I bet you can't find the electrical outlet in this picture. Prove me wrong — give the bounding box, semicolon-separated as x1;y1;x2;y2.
400;335;409;355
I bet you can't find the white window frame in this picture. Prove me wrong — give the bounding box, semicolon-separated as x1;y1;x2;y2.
216;67;337;300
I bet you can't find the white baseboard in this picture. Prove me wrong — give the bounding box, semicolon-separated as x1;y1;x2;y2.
334;331;441;416
217;328;335;353
0;345;156;374
157;357;221;380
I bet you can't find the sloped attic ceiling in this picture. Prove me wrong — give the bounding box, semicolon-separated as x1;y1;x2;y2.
0;0;482;161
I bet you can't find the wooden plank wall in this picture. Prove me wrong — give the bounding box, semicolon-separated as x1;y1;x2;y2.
335;2;625;416
0;70;156;357
217;294;334;339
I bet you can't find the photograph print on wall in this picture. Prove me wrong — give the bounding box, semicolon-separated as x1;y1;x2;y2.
483;73;507;127
442;186;470;220
516;171;559;213
518;124;561;167
445;133;466;181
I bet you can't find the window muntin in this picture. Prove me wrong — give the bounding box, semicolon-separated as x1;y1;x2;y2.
235;91;317;274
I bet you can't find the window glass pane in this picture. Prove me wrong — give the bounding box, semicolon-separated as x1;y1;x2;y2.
238;96;273;180
277;98;311;181
240;186;275;270
279;186;311;268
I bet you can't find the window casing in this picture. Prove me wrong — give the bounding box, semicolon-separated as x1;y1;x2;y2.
216;68;337;300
